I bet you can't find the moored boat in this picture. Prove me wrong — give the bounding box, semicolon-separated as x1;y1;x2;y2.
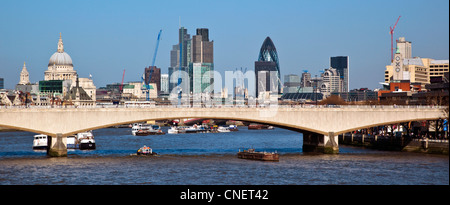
33;134;48;150
135;129;165;136
218;126;231;133
228;125;239;131
168;126;179;134
131;123;163;136
77;131;96;150
248;123;275;130
237;148;279;161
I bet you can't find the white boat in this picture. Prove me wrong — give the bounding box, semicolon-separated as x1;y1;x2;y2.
33;134;48;150
76;131;96;150
67;135;78;149
218;126;231;133
131;123;162;136
168;126;179;134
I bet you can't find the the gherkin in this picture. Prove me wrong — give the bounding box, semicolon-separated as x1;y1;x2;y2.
255;37;281;97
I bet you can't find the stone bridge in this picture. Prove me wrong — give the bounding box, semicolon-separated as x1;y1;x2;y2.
0;106;445;156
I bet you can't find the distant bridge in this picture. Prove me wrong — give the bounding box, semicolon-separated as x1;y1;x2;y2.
0;106;445;156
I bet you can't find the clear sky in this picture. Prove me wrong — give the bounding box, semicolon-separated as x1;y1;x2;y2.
0;0;448;90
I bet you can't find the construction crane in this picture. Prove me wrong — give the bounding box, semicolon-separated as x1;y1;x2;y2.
120;69;125;93
143;29;162;101
389;16;401;62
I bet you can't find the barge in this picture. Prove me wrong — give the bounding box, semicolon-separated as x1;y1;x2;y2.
237;149;279;161
248;123;274;130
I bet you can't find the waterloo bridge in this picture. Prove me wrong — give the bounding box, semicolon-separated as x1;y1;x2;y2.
0;105;446;156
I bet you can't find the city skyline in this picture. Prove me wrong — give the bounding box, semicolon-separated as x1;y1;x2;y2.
0;0;448;90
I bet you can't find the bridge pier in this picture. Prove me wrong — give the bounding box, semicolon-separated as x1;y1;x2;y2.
47;133;67;157
303;132;339;154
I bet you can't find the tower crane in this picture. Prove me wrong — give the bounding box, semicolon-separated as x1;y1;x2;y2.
120;69;125;93
389;16;401;62
143;29;162;101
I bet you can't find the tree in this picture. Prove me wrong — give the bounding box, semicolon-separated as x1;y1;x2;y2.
318;95;347;105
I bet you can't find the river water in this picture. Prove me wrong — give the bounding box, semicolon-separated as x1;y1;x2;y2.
0;127;448;185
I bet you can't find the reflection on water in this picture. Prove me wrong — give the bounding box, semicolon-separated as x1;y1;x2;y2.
0;127;448;185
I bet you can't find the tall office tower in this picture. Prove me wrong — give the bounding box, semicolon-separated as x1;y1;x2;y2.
190;28;214;94
160;74;169;94
196;28;209;41
179;27;191;68
396;37;412;59
169;28;191;94
255;37;280;98
144;66;161;95
300;71;311;88
330;56;349;92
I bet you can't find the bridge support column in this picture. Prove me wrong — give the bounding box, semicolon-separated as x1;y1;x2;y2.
303;132;339;154
47;133;67;157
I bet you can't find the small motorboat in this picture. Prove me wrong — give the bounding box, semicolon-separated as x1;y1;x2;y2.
168;126;179;134
218;126;231;133
136;145;157;156
228;125;239;131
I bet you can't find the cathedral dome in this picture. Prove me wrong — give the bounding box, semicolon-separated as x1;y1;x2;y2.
48;51;73;67
48;33;73;67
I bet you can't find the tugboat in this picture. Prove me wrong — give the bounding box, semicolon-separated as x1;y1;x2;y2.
136;145;157;156
77;131;96;150
237;148;279;161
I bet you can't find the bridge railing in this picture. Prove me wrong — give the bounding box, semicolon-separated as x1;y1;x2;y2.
0;104;447;109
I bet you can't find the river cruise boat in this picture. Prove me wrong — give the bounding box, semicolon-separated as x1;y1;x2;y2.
131;123;163;136
237;148;279;161
33;134;48;150
136;145;157;156
169;124;212;134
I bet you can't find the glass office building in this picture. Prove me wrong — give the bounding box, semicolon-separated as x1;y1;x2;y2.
255;37;281;97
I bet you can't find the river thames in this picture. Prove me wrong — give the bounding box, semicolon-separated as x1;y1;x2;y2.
0;127;448;185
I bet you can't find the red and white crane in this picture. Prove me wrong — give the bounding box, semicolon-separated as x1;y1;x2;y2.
389;16;401;62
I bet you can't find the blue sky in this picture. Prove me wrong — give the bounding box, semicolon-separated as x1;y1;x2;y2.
0;0;448;90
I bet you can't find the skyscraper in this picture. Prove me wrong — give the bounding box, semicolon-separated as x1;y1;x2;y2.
190;28;214;94
255;37;280;98
330;56;349;92
396;37;412;59
169;27;191;94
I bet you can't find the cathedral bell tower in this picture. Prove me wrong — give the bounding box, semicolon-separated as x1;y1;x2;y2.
19;62;30;85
